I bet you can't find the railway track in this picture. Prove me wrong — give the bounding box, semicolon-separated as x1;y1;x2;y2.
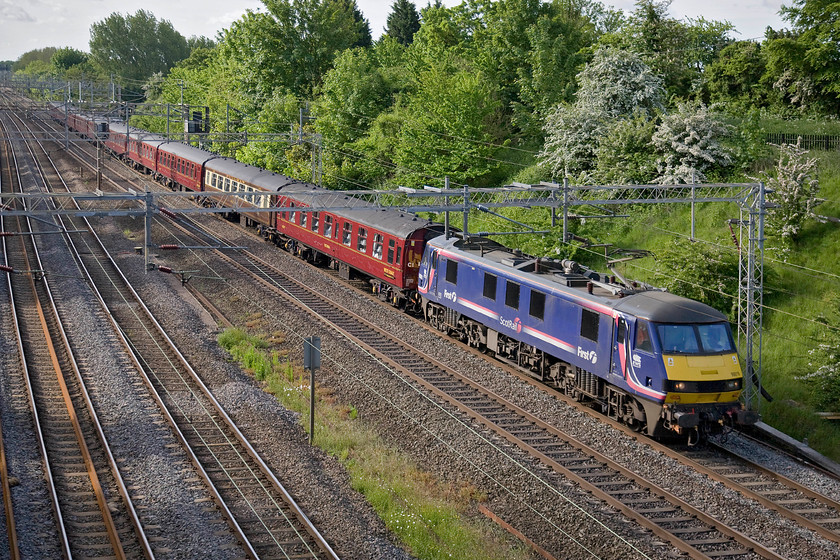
7;105;339;560
1;110;150;558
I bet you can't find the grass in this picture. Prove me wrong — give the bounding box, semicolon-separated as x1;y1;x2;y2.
217;326;531;560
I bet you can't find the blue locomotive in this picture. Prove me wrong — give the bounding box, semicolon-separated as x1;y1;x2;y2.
418;235;755;440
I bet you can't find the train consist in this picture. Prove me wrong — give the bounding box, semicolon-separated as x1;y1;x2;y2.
49;104;757;441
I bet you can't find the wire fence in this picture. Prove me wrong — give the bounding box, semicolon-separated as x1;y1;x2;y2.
765;133;840;151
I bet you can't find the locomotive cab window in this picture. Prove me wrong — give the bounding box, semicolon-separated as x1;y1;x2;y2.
505;281;520;309
483;273;497;300
373;233;384;259
581;309;599;342
529;290;546;321
357;227;367;252
636;322;653;353
445;260;458;284
343;222;352;246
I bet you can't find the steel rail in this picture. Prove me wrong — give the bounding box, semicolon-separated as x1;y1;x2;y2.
6;107;157;559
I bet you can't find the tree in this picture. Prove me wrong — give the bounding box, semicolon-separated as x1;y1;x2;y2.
51;47;88;71
13;47;57;72
539;47;663;178
316;48;390;148
574;46;664;118
773;0;840;113
89;10;189;88
652;102;732;184
757;138;824;243
593;113;658;184
539;103;606;178
221;0;372;101
386;0;421;46
394;57;503;187
703;41;767;108
605;0;733;99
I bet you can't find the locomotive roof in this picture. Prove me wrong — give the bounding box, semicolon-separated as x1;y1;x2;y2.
431;236;727;324
613;290;726;324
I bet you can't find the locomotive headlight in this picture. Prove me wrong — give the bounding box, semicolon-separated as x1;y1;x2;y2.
725;379;742;391
674;382;686;391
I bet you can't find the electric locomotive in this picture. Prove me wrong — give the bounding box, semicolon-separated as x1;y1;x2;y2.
418;235;755;440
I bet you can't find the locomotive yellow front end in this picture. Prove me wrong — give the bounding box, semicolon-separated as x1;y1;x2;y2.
654;322;753;438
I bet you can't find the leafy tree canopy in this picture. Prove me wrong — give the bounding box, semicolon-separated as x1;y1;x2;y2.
13;47;58;72
51;47;88;71
89;10;189;90
220;0;372;102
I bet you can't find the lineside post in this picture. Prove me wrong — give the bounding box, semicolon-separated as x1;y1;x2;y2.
303;336;321;444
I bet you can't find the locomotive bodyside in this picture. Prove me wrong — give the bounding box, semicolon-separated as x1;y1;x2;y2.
419;236;750;438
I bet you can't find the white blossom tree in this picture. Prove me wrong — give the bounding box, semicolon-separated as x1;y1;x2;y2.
652;102;732;184
540;47;663;179
757;138;824;243
540;104;606;178
575;46;664;118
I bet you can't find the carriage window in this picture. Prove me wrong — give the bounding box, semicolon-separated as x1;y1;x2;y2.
581;309;599;342
357;227;367;252
396;247;402;264
343;222;352;245
529;290;546;320
636;322;653;352
483;273;497;300
387;239;395;264
373;233;384;259
224;178;230;191
324;215;333;237
445;260;458;284
300;211;308;228
311;212;319;232
505;281;519;309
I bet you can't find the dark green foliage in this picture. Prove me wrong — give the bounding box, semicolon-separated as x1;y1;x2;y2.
51;47;88;71
89;10;189;88
653;238;739;318
771;0;840;114
593;113;658;184
187;36;216;51
704;41;767;109
386;0;421;46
